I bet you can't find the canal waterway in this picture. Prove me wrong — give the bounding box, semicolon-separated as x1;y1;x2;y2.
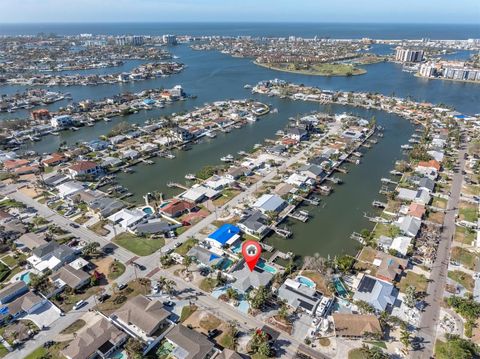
1;27;479;258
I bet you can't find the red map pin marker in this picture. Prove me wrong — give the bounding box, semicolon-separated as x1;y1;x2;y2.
242;240;262;272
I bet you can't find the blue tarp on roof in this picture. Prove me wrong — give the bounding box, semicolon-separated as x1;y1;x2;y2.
208;223;240;246
209;253;220;262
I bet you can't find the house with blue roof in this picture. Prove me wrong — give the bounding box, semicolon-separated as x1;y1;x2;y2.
206;224;241;249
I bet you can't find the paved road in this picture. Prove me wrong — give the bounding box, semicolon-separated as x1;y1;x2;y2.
413;134;467;359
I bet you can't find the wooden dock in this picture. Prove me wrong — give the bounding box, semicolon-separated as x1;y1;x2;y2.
166;182;189;190
372;200;387;208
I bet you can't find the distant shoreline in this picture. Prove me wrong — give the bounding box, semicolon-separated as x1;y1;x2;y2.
414;73;480;85
254;61;367;77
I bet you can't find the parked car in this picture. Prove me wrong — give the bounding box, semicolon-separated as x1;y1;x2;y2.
117;283;128;291
207;329;219;338
97;293;110;303
163;300;175;307
43;341;55;348
73;300;87;310
69;223;80;229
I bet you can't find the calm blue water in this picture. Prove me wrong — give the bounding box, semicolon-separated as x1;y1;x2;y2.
0;22;479;39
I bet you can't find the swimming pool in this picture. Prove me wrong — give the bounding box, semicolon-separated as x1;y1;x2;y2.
333;278;348;298
217;258;234;271
112;351;127;359
142;206;154;215
257;260;277;274
20;272;31;284
296;276;316;289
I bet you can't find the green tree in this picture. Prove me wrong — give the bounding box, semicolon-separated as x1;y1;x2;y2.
81;241;100;258
226;287;239;301
249;286;270;310
403;285;417;308
125;338;144;359
335;255;355;273
250;330;272;357
436;334;479;359
400;324;411;354
183;255;192;273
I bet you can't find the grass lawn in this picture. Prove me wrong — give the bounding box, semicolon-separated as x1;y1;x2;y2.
213;189;241;207
432;197;448;209
348;348;369;359
96;279;150;315
372;223;399;239
397;271;428;293
219;332;236;349
0;262;11;283
357;247;377;263
0;255;17;269
0;343;8;358
107;261;126;280
199;313;222;331
427;210;445;224
301;270;333;296
174;238;198;256
448;270;474;292
450;247;478;270
463;184;480;196
53;285;102;312
199;278;218;292
24;341;71;359
459;202;478;223
4;266;22;282
88;220;110;236
180;305;198;322
60;319;86;335
435;340;448;359
364;341;387;349
454;226;477;246
74;215;91;225
113;232;165;256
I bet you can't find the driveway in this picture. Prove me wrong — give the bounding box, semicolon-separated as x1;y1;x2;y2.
25;301;62;329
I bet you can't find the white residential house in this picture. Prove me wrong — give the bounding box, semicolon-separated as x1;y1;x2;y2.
107;208;147;230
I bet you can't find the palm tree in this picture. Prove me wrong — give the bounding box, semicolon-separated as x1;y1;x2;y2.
226;287;238;301
163;279;176;295
183;255;192;273
400;324;411;354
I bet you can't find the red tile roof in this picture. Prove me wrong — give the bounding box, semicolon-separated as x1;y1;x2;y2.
69;161;98;172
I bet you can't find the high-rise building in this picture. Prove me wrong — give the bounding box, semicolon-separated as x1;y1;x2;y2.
162;34;177;45
395;47;424;63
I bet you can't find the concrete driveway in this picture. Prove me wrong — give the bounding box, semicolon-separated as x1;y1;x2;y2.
25;301;61;329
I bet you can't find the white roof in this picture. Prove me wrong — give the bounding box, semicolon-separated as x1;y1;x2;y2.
108;208;146;228
69;258;89;270
391;236;412;256
57;181;84;198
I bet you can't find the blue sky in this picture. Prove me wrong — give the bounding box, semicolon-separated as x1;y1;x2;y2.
0;0;479;23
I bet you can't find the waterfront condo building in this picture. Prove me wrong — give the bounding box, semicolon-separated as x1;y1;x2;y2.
395;47;424;63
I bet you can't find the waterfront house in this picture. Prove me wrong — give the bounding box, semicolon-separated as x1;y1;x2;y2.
274;183;295;197
353;274;397;312
397;188;417;202
372;252;408;282
181;184;220;203
206;224;241;249
111;295;171;353
414;189;431;205
109;135;127;145
186;246;224;268
226;166;250;180
27;241;76;272
89;196;125;218
50;115;72;128
160;199;196;218
204;176;233;191
68;161;104;179
253;194;287;214
56;181;85;199
427;150;444;163
50;264;90;291
0;281;28;305
286;173;315;188
238;210;271;239
120;149;140;160
164;324;216;359
230;260;274;293
61;317;128;359
394;215;421;237
101;156;123;168
43;173;69;187
286;127;309;141
415;160;440;180
277;278;323;316
299;164;325;180
390;236;413;257
418;177;435;193
107;208;147;231
332;313;382;339
85;139;109;152
408;203;426;219
377;235;393;252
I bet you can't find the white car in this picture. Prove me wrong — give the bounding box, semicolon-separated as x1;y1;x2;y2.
73;300;87;310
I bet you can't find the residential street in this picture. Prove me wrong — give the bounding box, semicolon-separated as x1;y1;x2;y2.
413;134;467;358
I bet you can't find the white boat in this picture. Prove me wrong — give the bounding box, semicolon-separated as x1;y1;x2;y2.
246;115;257;122
244;84;252;89
206;132;216;138
104;117;112;122
71;127;79;131
220;154;234;162
185;174;196;180
237;151;247;156
51;132;60;136
86;122;94;127
165;153;176;159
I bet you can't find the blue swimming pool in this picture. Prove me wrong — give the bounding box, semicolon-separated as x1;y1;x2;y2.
20;272;31;284
142;206;154;215
112;351;127;359
296;276;315;288
257;260;277;274
217;258;234;271
333;278;348;298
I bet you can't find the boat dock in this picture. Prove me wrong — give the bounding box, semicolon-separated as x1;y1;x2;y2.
288;210;309;222
272;226;292;238
390;170;403;176
364;213;390;224
381;177;398;185
372;200;387;208
326;176;343;184
166;182;189;190
350;232;365;245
